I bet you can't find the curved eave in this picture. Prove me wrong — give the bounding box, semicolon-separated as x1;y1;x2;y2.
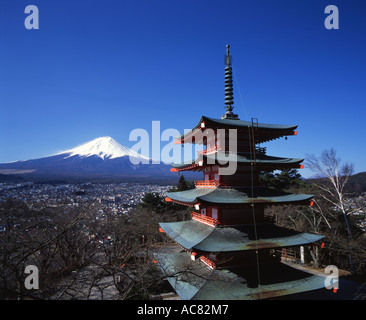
159;220;324;252
170;153;304;172
165;187;313;206
155;251;326;300
175;116;298;144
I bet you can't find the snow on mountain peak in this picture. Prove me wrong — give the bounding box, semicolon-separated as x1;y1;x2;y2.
58;136;150;160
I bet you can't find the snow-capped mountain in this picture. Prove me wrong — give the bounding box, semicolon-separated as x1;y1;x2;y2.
57;136;150;161
0;137;192;182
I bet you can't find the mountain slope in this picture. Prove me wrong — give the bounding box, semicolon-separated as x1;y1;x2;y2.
305;171;366;196
56;136;150;161
346;171;366;194
0;137;198;182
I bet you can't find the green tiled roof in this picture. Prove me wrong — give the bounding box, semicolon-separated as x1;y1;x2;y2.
171;152;303;170
166;187;313;205
159;220;324;252
201;116;298;130
176;116;298;143
155;251;326;300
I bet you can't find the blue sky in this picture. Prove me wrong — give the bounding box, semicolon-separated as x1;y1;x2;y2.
1;0;365;178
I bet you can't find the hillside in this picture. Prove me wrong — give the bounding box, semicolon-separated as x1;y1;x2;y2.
347;171;366;195
305;171;366;195
0;173;24;182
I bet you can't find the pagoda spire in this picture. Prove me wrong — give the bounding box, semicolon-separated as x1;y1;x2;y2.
222;44;239;120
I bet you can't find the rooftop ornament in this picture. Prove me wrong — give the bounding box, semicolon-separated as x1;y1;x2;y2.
222;44;239;120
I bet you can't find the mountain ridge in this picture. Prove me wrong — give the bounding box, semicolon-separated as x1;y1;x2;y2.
0;137;198;183
55;136;150;161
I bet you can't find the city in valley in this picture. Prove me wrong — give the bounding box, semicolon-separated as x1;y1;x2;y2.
0;181;170;216
0;180;180;300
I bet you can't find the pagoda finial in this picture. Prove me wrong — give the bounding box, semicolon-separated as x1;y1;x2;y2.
222;44;238;120
225;44;232;66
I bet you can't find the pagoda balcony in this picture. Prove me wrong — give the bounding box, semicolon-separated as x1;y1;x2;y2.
192;212;266;226
199;255;216;269
191;212;218;227
197;145;221;155
194;180;220;188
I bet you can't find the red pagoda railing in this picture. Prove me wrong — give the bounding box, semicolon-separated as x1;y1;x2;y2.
197;145;221;155
191;212;218;227
199;256;216;269
194;180;220;188
192;212;256;226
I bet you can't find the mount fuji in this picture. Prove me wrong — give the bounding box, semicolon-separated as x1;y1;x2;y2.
56;136;151;161
0;137;192;183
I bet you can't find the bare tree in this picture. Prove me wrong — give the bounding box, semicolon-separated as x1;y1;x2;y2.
306;148;355;272
306;148;354;240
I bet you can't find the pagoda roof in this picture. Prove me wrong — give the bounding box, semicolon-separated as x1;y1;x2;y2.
171;151;303;171
175;116;298;144
159;220;324;252
155;251;326;300
165;187;313;206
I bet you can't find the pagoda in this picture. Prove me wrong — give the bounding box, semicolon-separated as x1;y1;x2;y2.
156;45;326;300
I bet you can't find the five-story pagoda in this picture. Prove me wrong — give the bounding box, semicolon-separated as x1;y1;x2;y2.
156;45;326;300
